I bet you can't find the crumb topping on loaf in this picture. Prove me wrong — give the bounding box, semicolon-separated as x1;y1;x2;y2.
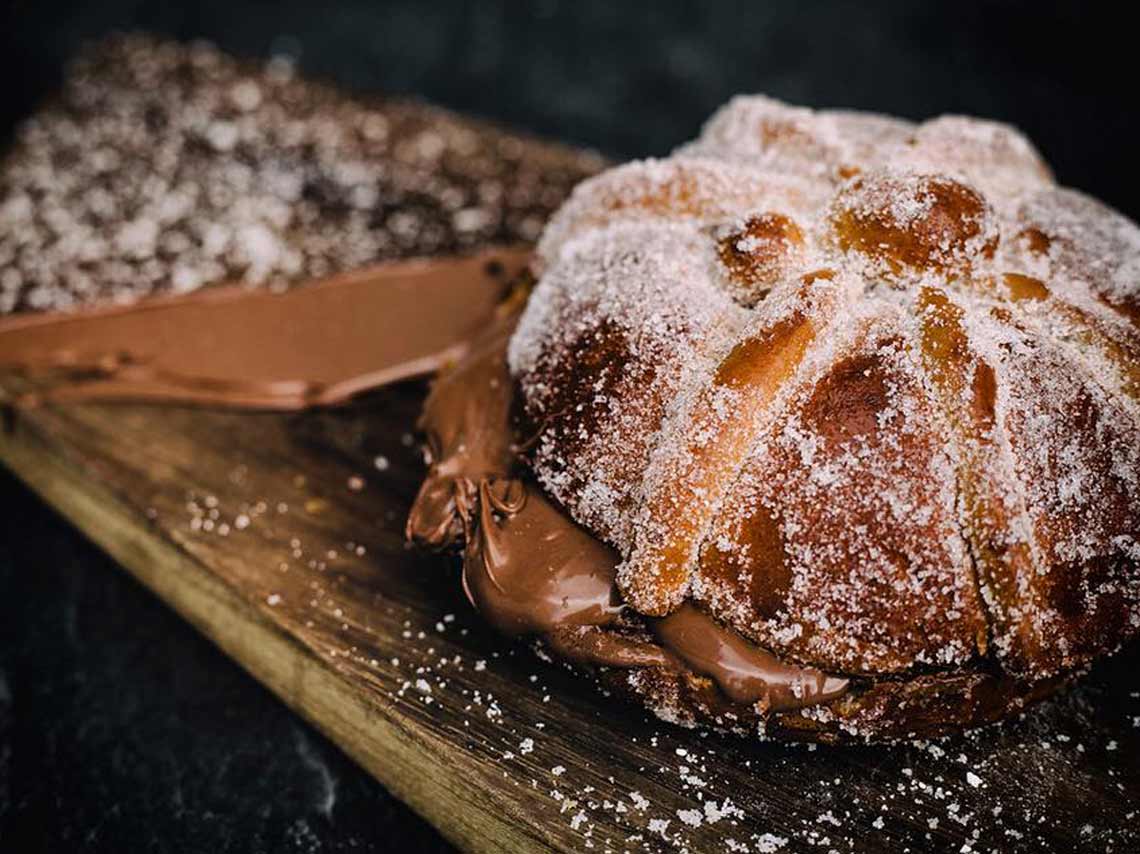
509;94;1140;680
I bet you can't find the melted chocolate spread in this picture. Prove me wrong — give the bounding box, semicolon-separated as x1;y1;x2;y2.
405;294;849;714
654;604;848;711
0;249;528;409
464;477;624;636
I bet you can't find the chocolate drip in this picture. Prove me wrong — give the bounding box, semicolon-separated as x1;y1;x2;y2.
404;285;626;635
653;604;848;712
464;478;624;636
405;298;849;714
405;289;525;550
0;249;528;409
545;625;674;669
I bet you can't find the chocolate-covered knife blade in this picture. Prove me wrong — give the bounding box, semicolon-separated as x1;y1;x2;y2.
0;248;529;409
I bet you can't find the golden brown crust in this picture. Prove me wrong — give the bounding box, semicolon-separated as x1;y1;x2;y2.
696;320;988;675
716;213;807;306
619;307;818;616
830;172;998;278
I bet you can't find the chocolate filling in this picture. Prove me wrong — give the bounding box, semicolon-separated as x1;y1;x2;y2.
463;477;624;636
654;604;849;711
406;287;849;714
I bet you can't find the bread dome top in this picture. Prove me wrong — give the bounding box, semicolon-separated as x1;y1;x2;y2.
508;95;1140;681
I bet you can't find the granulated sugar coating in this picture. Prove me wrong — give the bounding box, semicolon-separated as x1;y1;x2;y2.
0;33;603;314
510;94;1140;734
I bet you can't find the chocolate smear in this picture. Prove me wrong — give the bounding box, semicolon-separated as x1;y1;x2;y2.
0;249;529;409
653;604;849;712
463;478;624;636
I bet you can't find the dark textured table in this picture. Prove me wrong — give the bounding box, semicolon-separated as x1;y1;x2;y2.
1;2;1137;851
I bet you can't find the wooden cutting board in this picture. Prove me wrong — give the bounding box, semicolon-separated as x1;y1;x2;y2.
1;365;1138;853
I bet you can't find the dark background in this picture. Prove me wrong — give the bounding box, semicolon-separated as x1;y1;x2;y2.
0;2;1136;852
2;0;1138;216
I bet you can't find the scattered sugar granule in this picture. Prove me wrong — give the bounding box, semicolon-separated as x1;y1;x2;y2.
965;771;983;788
676;808;702;828
519;738;535;755
629;791;651;812
266;593;282;606
754;832;789;852
702;799;742;824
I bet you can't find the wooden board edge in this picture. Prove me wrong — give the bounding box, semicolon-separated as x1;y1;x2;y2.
0;416;549;854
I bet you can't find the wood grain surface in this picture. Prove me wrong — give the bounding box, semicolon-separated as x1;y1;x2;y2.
0;369;1137;854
